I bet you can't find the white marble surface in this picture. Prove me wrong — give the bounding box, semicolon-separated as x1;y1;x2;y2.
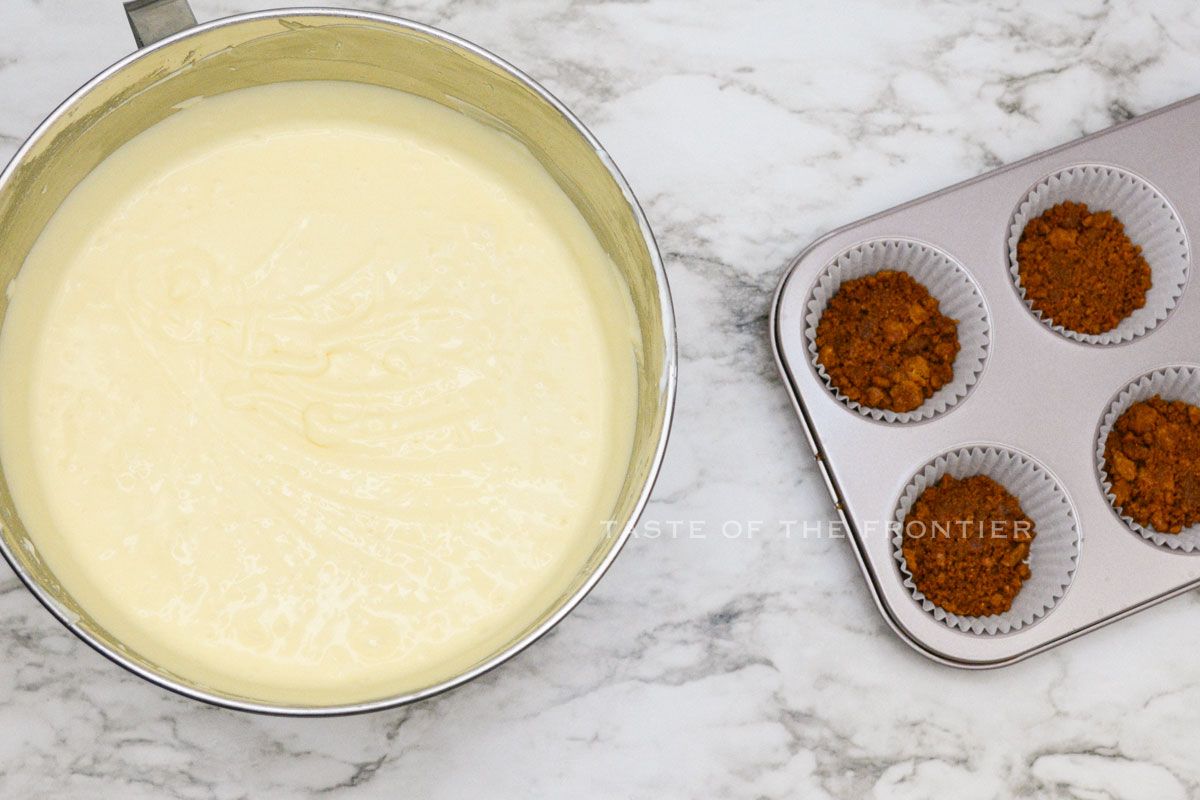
3;0;1200;797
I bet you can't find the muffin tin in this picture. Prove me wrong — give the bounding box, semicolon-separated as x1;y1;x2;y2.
770;93;1200;667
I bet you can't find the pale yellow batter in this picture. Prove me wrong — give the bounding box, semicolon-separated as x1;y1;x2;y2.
0;82;638;704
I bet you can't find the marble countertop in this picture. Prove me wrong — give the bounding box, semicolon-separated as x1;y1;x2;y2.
3;0;1200;797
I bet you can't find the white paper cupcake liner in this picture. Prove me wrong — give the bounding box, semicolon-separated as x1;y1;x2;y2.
892;446;1079;635
804;239;990;423
1096;365;1200;551
1007;165;1189;344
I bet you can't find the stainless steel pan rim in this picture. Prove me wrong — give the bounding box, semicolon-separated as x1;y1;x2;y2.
0;5;677;716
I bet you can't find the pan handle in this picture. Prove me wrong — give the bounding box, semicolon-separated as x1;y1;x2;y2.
124;0;197;48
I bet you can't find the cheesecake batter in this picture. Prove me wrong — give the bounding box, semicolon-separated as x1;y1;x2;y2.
0;82;638;705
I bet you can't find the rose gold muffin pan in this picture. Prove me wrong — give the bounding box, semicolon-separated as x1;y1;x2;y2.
770;94;1200;667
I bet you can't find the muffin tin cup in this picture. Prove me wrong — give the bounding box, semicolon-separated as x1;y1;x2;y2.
1096;365;1200;551
892;446;1079;635
1007;165;1189;345
804;239;990;423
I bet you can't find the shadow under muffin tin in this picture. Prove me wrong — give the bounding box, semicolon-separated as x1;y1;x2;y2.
771;93;1200;668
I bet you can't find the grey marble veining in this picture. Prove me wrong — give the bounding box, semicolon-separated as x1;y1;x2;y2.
3;1;1200;797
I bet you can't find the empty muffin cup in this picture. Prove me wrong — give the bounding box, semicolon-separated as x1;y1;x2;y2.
804;239;990;423
1007;165;1189;345
892;446;1079;635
